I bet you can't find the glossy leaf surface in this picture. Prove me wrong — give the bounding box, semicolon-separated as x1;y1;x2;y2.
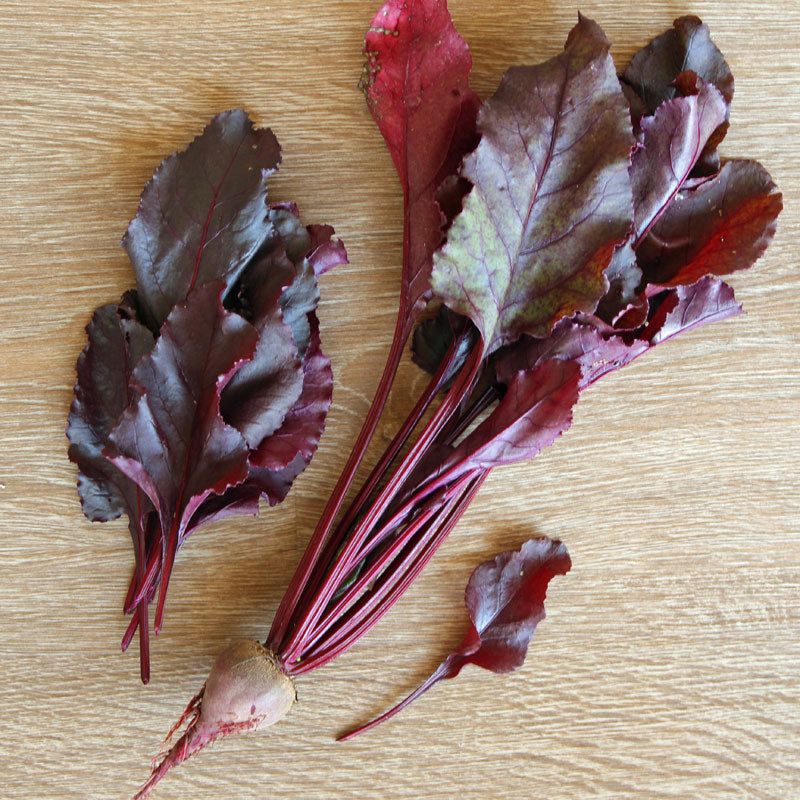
637;159;783;287
68;303;155;523
123;110;281;327
622;16;734;117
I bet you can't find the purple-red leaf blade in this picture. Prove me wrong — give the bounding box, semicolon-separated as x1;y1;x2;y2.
68;303;155;523
250;314;334;471
106;281;259;629
459;537;572;672
631;83;727;246
494;319;649;390
644;277;744;345
339;538;570;739
446;359;581;474
124;110;281;327
637;159;782;288
219;302;303;450
622;16;734;117
431;15;635;352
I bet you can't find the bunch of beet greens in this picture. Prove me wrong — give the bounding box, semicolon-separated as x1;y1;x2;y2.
67;109;346;684
135;2;781;796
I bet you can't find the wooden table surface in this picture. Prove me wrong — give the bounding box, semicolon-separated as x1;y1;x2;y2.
1;2;798;798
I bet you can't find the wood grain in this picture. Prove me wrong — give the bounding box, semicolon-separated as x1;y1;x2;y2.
1;2;798;798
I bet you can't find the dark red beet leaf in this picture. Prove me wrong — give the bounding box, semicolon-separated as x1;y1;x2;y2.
123;110;281;328
219;270;304;450
106;281;260;634
622;16;734;118
440;359;581;476
250;315;334;472
637;159;782;288
340;537;571;739
68;303;155;524
629;81;727;248
430;15;635;353
67;302;158;682
621;16;734;176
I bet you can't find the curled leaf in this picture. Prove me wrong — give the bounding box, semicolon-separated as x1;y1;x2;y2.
637;159;783;287
621;16;734;118
630;83;728;247
444;358;581;475
67;303;155;523
250;314;334;471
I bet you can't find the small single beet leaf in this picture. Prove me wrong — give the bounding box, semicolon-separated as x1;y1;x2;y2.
431;15;635;353
637;159;783;288
340;537;571;739
106;281;260;633
123;109;281;328
362;0;481;328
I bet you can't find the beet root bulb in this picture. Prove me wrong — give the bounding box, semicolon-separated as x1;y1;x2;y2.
134;640;295;799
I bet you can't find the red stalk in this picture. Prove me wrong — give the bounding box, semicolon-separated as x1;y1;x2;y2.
299;470;480;661
154;522;178;635
267;300;412;651
278;344;484;664
337;660;450;741
291;470;487;675
128;546;160;612
288;329;467;623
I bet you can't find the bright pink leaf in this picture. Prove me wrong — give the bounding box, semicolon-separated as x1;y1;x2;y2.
363;0;480;326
